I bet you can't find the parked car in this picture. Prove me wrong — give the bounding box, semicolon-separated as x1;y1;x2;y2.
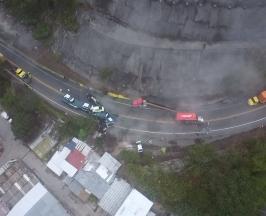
136;141;143;153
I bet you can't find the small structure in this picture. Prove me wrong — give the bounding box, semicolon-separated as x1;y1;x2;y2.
114;189;153;216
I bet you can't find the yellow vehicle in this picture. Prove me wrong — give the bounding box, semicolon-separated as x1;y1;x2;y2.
248;90;266;106
15;68;32;83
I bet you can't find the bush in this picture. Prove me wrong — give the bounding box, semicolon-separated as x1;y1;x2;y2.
122;141;266;215
119;150;154;165
58;116;97;141
4;0;79;40
33;23;52;40
0;71;10;97
0;87;42;141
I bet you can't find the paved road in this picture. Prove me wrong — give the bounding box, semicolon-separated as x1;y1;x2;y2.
0;117;106;216
0;39;265;139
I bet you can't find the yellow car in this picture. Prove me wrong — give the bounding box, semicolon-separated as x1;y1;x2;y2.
16;68;27;79
248;96;259;106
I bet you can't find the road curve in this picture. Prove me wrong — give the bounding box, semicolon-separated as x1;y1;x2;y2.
0;39;265;138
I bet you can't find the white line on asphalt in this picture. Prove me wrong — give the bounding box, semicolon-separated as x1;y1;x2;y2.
211;116;266;132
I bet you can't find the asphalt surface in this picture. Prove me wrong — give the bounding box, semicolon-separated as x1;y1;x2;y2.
0;39;266;139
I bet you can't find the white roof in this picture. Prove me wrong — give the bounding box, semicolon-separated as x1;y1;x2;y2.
60;160;78;177
64;94;70;98
47;147;71;176
82;103;89;108
114;189;153;216
7;183;47;216
98;153;121;174
96;164;109;180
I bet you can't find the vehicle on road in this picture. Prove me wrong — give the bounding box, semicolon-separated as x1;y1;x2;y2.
81;102;104;113
94;111;116;126
87;93;98;105
136;141;143;153
15;68;32;83
63;94;79;109
176;112;204;124
248;90;266;106
132;98;147;107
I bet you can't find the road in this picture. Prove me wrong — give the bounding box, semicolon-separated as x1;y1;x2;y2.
0;39;265;140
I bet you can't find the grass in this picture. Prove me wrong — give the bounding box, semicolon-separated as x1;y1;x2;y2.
33;136;55;159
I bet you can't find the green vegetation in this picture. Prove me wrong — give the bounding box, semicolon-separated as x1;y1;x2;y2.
120;139;266;216
33;23;52;40
99;68;113;81
0;72;10;97
0;86;42;141
4;0;79;40
58;116;97;141
0;67;97;142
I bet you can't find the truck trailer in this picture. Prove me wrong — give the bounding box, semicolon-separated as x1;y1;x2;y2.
176;112;204;124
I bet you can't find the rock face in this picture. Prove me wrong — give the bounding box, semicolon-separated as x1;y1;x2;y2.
1;1;265;104
90;0;266;42
53;0;266;103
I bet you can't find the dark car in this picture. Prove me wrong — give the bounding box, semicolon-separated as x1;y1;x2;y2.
93;111;116;126
86;93;98;106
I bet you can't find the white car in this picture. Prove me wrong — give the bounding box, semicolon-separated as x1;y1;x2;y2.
136;141;143;153
1;111;12;123
90;105;104;113
64;94;74;103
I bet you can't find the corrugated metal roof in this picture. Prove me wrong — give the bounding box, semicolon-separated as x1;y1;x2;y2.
25;191;68;216
74;170;110;199
98;153;121;174
66;149;86;170
6;180;68;216
99;178;132;216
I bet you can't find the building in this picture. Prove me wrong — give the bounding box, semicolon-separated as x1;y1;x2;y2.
47;138;154;216
114;189;154;216
0;160;68;216
47;137;90;177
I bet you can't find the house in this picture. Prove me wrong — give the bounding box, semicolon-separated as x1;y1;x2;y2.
114;189;154;216
70;151;121;199
47;138;90;177
0;160;68;216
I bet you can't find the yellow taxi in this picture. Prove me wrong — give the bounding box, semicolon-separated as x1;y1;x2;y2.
16;68;27;79
248;96;259;106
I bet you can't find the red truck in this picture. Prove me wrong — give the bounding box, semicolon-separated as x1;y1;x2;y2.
132;98;147;107
176;112;204;124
